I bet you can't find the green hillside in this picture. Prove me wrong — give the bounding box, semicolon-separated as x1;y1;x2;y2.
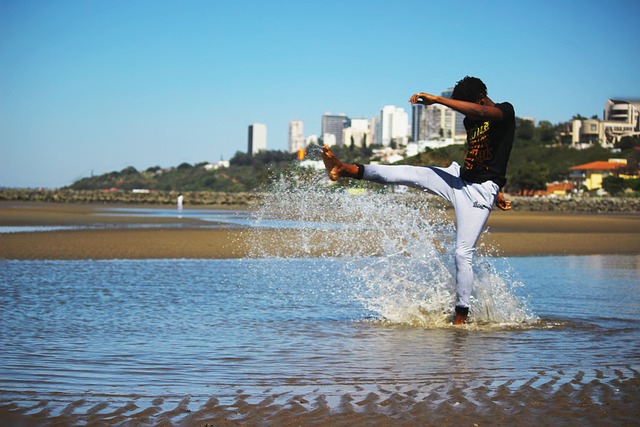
66;129;640;195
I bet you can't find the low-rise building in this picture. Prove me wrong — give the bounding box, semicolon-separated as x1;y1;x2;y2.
603;99;640;145
569;159;627;190
559;100;640;148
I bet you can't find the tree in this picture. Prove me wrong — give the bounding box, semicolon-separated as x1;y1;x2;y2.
536;120;556;144
121;166;138;175
509;161;548;193
515;118;535;141
602;176;625;195
230;151;253;166
615;136;640;150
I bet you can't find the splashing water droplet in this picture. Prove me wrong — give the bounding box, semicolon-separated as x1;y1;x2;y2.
248;164;538;328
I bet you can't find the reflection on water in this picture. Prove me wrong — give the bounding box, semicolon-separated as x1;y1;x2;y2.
99;207;342;230
0;255;638;417
0;208;344;234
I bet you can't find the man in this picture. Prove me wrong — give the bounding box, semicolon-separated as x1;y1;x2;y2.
177;193;184;215
321;76;515;325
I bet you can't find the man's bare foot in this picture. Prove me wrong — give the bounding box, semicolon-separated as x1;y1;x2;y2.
321;145;340;181
453;313;467;325
321;145;358;180
453;306;468;325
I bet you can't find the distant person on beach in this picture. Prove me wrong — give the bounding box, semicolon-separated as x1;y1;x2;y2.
177;193;184;214
322;76;515;325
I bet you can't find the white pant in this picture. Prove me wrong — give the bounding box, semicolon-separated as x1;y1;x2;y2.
362;162;499;308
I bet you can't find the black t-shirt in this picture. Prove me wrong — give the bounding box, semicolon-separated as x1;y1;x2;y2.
460;102;515;189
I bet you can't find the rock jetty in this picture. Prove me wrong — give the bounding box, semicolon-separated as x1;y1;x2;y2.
509;196;640;213
0;189;638;213
0;189;260;206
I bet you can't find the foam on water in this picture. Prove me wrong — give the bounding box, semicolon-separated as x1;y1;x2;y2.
247;160;538;328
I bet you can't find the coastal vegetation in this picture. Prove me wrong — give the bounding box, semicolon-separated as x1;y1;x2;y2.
64;120;640;196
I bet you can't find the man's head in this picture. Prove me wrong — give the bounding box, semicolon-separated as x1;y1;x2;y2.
451;76;487;104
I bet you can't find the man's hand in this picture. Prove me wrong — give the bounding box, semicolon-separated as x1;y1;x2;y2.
409;92;438;105
496;192;512;211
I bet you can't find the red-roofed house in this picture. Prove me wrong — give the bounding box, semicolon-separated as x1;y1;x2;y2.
569;159;627;190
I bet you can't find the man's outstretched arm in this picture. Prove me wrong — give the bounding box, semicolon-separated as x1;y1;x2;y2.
409;92;504;121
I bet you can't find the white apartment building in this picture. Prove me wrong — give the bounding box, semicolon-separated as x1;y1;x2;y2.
248;123;267;155
370;115;379;147
562;99;640;147
343;118;370;148
323;133;337;147
377;105;409;146
288;120;305;153
305;134;319;147
603;99;640;144
425;104;456;140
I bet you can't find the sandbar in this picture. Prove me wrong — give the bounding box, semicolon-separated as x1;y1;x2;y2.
1;202;638;259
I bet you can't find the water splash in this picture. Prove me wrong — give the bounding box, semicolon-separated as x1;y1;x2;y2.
248;161;537;328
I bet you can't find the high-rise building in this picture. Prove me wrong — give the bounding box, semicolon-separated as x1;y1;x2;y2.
321;113;348;147
411;104;426;142
343;118;370;148
442;87;466;137
288;120;305;153
425;104;455;140
377;105;409;146
248;123;267;155
369;115;378;147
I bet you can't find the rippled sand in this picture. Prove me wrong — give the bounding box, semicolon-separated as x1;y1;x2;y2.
2;372;639;426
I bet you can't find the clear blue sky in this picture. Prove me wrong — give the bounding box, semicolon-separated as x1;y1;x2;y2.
1;0;639;188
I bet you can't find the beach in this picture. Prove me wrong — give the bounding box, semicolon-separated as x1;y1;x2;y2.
1;201;639;426
1;202;639;260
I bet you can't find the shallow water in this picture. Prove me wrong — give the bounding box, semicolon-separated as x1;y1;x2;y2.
0;207;335;234
1;177;639;424
0;255;638;425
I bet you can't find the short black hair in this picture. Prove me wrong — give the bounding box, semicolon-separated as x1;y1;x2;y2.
451;76;487;102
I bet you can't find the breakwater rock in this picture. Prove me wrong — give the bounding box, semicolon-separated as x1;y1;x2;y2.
509;196;640;213
0;189;261;206
1;190;638;213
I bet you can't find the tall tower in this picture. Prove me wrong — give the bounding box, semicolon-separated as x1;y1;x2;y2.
248;123;267;155
379;105;409;146
442;87;465;137
411;104;426;142
425;105;454;139
288;120;305;153
343;118;370;148
321;113;348;147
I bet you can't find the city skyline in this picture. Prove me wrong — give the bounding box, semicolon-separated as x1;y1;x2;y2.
2;0;639;188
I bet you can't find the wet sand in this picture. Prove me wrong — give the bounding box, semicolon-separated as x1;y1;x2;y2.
1;202;639;426
1;202;639;259
2;375;639;427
